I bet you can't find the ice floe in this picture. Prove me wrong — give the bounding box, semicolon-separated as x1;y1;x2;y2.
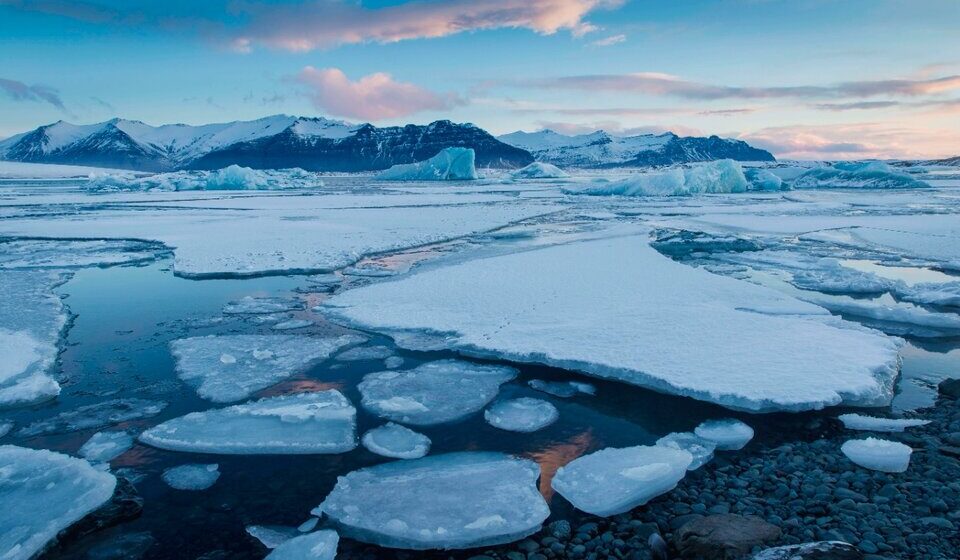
223;296;302;315
272;319;314;330
316;452;549;549
377;148;478;181
170;334;362;402
324;232;902;412
841;437;912;472
0;445;117;560
655;432;717;470
0;239;161;270
898;281;960;307
792;162;929;190
694;419;754;450
511;162;569;179
484;398;559;432
361;423;431;459
838;414;930;432
565;160;747;197
551;445;693;516
335;345;394;362
265;530;339;560
527;379;595;398
139;391;356;454
18;398;167;437
79;431;134;463
358;360;517;425
162;464;221;490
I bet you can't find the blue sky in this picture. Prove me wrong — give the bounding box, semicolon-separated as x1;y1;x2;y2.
1;0;958;158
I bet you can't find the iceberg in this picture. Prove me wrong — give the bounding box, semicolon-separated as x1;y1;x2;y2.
361;423;431;459
841;437;912;472
79;431;134;463
792;162;929;189
265;530;339;560
655;432;716;470
377;148;478;181
139;391;356;455
527;379;595;398
745;168;785;191
838;414;929;432
18;398;167;437
565;160;748;197
484;398;558;432
551;445;693;516
0;445;117;560
170;334;362;403
86;165;323;192
510;162;569;179
316;452;549;550
162;464;220;490
694;419;754;450
358;360;516;425
323;233;902;413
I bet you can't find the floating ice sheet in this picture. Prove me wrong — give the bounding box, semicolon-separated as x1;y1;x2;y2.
79;431;134;463
838;414;930;432
265;530;339;560
19;398;167;437
841;437;912;472
223;296;302;315
694;419;754;450
335;346;394;362
246;525;299;549
139;391;356;455
361;423;431;459
316;452;549;550
484;398;558;432
162;464;220;490
0;239;161;270
171;334;362;403
655;432;716;470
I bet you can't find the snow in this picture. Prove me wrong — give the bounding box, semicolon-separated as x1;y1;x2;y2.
841;437;912;472
527;379;595;398
265;530;339;560
162;464;220;490
792;162;929;189
0;445;117;560
838;414;930;432
79;431;134;463
655;432;716;470
694;419;754;450
565;160;748;197
323;232;902;413
18;398;167;437
0;161;138;180
170;334;362;402
358;360;516;425
316;452;549;550
484;398;559;432
139;391;357;455
510;162;569;179
361;422;431;459
377;148;478;181
498;129;671;167
223;296;302;315
551;445;693;516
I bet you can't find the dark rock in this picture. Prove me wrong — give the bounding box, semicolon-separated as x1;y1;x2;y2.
675;514;781;559
648;533;669;560
749;540;863;559
938;378;960;399
547;520;572;540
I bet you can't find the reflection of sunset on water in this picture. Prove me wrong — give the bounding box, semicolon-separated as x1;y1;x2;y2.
523;430;594;501
111;444;163;468
256;378;345;397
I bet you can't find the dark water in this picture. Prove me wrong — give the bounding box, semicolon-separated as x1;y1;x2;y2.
2;256;957;559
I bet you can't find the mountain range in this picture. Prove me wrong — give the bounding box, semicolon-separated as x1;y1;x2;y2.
0;115;775;172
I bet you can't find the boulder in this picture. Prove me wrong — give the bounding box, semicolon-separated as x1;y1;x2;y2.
939;378;960;399
675;514;780;559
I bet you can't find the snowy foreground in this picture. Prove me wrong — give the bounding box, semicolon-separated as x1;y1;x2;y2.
0;159;959;556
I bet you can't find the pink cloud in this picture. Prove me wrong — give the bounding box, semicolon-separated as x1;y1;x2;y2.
231;0;623;52
741;123;960;160
294;67;462;120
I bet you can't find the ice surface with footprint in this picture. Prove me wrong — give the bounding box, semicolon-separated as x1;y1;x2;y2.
0;445;117;560
358;360;516;425
839;414;930;432
171;334;362;402
316;452;549;549
484;398;559;432
162;464;221;490
361;423;431;459
139;391;356;454
841;437;912;472
695;419;754;450
551;445;693;516
265;530;339;560
79;431;134;463
656;432;716;470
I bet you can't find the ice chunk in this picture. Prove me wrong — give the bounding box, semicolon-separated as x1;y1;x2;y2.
336;345;394;362
694;419;754;450
797;293;960;336
793;162;929;189
0;423;11;438
86;165;323;192
265;530;339;560
19;398;167;437
358;360;516;425
384;356;404;369
511;162;569;179
377;148;478;181
162;464;220;490
484;398;558;433
841;437;912;472
790;259;898;294
323;232;902;413
566;160;747;197
361;423;431;459
551;445;692;516
170;334;362;403
0;239;160;270
0;445;116;560
528;379;595;398
139;391;356;455
745;168;784;191
298;518;319;532
899;281;960;307
79;431;134;463
838;414;930;432
655;432;716;470
246;525;299;549
316;452;548;549
272;319;314;331
223;296;302;315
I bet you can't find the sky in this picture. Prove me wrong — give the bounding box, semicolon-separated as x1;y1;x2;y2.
1;0;959;159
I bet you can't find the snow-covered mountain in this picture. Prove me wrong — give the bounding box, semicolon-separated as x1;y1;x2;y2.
0;116;533;172
497;129;775;167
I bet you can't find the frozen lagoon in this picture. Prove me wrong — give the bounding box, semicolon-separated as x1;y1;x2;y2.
1;167;959;558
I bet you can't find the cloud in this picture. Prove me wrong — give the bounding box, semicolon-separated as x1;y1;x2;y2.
293;67;463;120
741;123;960;160
0;78;66;110
591;34;625;47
